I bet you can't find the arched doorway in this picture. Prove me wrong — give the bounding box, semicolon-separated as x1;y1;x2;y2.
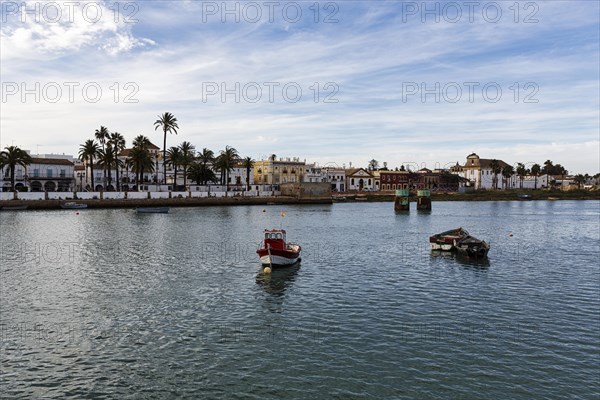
30;181;42;192
57;181;70;192
44;181;56;192
95;185;103;191
359;179;364;190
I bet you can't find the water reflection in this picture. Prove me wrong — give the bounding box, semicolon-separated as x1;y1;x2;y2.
430;250;490;269
256;263;301;296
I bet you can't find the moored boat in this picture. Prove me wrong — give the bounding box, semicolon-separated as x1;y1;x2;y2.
61;202;87;209
256;229;301;267
429;227;469;251
0;205;28;211
454;236;490;258
136;207;170;214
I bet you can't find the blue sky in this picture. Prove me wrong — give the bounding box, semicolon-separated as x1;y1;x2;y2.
1;0;599;173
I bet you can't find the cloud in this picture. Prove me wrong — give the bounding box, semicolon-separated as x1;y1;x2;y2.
0;1;598;175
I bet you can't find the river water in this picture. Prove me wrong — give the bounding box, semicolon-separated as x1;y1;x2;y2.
1;200;598;399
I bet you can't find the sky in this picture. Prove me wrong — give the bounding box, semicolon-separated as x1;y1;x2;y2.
1;0;599;174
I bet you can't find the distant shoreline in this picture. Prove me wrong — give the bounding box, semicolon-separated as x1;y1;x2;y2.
335;189;599;202
1;190;598;211
0;196;332;210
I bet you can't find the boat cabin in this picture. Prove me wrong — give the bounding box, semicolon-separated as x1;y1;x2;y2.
264;229;287;250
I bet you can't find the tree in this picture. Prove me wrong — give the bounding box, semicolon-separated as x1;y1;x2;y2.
516;163;528;189
78;139;100;190
187;162;216;185
368;159;379;171
166;146;183;190
128;135;154;190
108;132;126;191
94;126;110;189
97;146;116;190
0;146;33;191
501;165;514;190
178;141;195;190
490;159;501;190
242;156;254;191
218;146;239;191
530;163;541;189
197;148;215;185
574;174;586;189
154;112;179;185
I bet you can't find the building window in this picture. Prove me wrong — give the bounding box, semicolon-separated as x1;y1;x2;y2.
33;169;40;177
60;169;66;178
47;169;53;178
351;178;354;185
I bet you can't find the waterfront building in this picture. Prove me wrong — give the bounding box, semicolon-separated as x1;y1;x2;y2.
456;153;512;190
345;168;375;191
324;166;346;192
1;152;75;192
379;169;425;191
253;157;306;190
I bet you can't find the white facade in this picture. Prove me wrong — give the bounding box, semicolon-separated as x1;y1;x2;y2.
1;153;75;192
325;167;346;192
346;168;375;191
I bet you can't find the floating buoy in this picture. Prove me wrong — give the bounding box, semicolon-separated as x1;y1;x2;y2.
264;266;272;274
76;212;79;215
262;209;266;212
509;233;513;237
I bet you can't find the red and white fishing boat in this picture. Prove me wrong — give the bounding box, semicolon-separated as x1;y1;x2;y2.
256;229;301;266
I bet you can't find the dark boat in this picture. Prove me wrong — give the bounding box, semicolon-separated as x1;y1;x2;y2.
0;205;28;211
61;202;87;209
517;194;533;200
429;228;470;251
454;236;490;258
136;207;170;214
256;229;301;267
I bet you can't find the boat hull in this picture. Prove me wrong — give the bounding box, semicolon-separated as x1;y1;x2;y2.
257;247;301;266
61;203;87;209
136;207;169;214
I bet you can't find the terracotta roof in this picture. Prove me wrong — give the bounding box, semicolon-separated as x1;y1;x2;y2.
463;158;510;169
30;158;74;166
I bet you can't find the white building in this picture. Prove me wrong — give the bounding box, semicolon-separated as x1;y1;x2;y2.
454;153;515;190
1;152;75;192
324;167;346;192
345;168;375;191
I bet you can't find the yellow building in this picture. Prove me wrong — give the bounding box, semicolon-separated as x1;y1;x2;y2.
254;157;306;188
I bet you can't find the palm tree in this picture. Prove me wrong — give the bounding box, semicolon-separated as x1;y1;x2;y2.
531;163;541;189
97;146;117;190
574;174;586;189
166;146;183;190
78;139;100;190
179;141;195;190
154;112;179;185
516;163;528;189
94;126;110;189
108;132;126;191
197;148;215;185
489;159;501;190
501;165;514;190
218;146;239;191
127;137;154;191
242;156;254;191
187;162;217;185
0;146;33;191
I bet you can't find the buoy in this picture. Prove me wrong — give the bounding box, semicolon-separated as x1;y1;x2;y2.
509;233;513;237
264;266;272;274
262;209;266;212
76;212;79;215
